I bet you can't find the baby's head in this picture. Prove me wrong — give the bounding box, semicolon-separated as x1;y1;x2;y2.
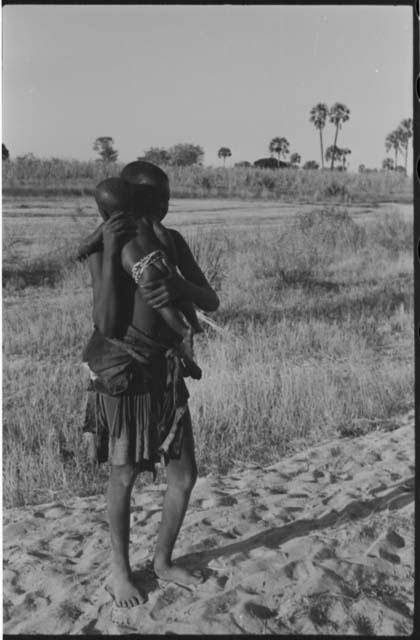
94;177;130;221
120;161;170;221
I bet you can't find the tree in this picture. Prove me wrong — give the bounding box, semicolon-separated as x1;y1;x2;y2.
382;158;394;171
328;103;350;169
254;157;287;169
168;143;204;167
358;164;366;173
289;152;301;168
397;118;413;173
309;103;329;169
139;147;171;166
303;160;319;170
234;161;251;168
217;147;232;166
2;143;9;161
16;152;38;162
325;145;340;166
340;148;351;170
269;137;290;167
93;137;118;162
385;130;401;171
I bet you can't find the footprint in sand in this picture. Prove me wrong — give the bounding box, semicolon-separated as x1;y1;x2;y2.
150;585;197;622
244;601;277;620
4;521;38;542
49;532;85;557
386;530;405;548
3;568;19;585
217;495;238;507
43;503;70;518
203;589;239;618
313;546;337;561
379;547;401;564
284;504;304;514
192;497;217;510
10;590;51;616
268;487;288;495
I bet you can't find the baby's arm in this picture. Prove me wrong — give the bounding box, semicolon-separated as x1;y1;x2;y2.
76;211;135;261
76;223;104;261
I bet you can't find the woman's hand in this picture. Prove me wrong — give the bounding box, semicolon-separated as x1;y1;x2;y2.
103;212;137;256
140;272;185;309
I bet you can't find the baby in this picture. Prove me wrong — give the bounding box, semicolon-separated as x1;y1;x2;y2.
80;177;202;380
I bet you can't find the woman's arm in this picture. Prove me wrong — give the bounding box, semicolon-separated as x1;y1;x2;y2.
140;229;220;312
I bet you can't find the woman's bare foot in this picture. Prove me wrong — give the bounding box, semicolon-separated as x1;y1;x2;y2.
111;568;147;608
153;561;203;588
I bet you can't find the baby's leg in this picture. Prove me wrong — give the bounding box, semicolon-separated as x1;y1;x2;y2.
134;254;201;378
139;261;191;341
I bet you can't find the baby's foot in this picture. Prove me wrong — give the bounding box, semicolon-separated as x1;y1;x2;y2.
180;328;195;361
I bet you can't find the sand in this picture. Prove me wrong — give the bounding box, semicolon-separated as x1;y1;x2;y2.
3;410;414;635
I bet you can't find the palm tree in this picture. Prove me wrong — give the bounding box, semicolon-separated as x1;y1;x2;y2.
309;103;329;169
385;130;401;170
397;118;413;173
217;147;232;167
269;137;290;167
328;103;350;169
289;152;301;168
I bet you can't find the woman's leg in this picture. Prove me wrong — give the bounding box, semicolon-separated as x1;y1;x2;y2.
153;410;201;585
107;463;147;607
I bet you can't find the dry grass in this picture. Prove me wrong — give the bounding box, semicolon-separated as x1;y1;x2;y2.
2;158;412;203
2;201;413;506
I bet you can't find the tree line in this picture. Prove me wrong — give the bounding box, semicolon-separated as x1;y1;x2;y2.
383;119;413;172
2;108;412;172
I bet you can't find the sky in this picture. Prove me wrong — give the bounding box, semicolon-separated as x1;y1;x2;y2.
2;4;413;171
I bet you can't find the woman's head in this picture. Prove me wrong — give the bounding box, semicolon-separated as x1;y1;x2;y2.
120;161;170;220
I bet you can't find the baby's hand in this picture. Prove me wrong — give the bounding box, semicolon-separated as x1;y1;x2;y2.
103;212;136;255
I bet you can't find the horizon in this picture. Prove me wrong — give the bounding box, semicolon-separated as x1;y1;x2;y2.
3;5;413;172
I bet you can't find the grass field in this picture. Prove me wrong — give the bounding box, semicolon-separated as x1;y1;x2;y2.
2;159;412;202
2;195;413;507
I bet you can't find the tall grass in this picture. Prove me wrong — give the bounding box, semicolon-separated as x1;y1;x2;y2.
3;206;413;506
2;158;412;202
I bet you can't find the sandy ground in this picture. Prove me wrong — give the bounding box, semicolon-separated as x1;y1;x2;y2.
3;411;414;635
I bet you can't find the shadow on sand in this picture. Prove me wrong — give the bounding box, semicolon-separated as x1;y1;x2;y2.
175;477;414;573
